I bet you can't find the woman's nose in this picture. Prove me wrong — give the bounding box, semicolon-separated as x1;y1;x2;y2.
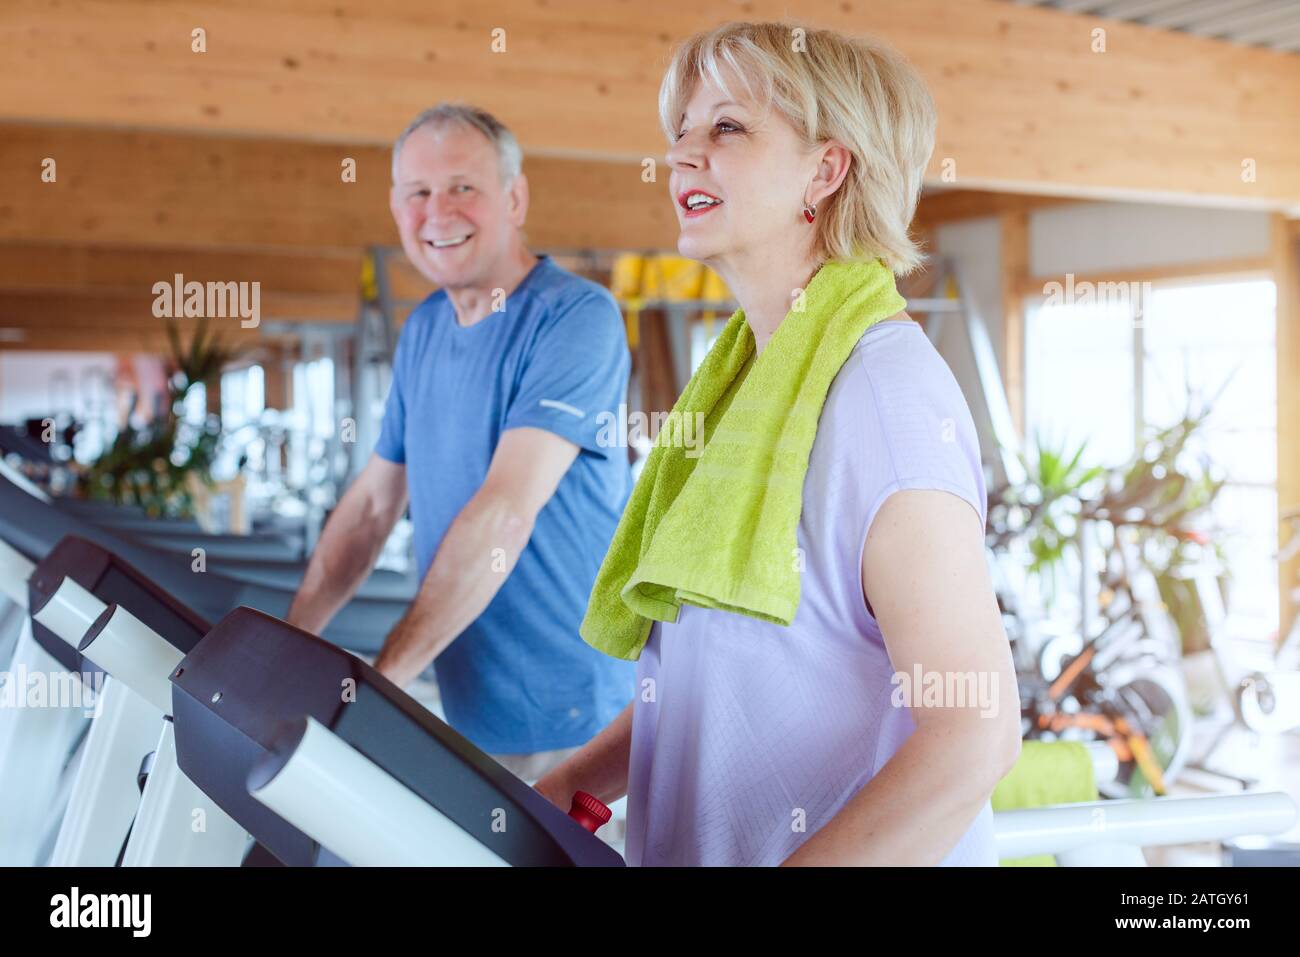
666;129;704;170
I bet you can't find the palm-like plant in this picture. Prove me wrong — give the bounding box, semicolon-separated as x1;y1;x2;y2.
989;399;1227;652
79;318;245;517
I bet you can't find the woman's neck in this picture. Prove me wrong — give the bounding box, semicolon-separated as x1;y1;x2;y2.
713;245;822;358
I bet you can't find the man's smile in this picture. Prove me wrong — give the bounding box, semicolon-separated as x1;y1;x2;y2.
426;233;474;249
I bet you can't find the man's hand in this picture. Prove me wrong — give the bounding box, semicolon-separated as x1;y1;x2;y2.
370;426;581;688
287;454;408;635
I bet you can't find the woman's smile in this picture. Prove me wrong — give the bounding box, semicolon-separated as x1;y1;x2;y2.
677;188;724;218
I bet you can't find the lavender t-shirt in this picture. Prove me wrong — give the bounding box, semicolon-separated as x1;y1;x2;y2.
624;318;1000;867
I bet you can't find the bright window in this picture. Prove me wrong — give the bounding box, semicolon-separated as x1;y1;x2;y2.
1025;278;1278;638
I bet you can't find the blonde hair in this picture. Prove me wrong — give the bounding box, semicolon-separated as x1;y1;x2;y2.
658;21;936;275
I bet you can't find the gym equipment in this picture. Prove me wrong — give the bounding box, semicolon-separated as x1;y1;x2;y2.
10;535;1295;868
1020;523;1194;799
0;467;411;655
0;455;416;864
0;536;33;669
172;606;623;866
0;536;213;866
28;590;620;867
0;517;412;866
76;602;248;866
1180;515;1300;787
994;791;1296;866
77;521;305;564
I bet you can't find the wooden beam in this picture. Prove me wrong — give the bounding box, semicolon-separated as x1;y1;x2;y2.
1274;213;1300;641
0;241;434;305
917;190;1082;228
0;291;366;327
0;243;357;296
3;1;1299;205
0;330;298;354
1000;210;1028;439
0;124;676;253
1017;257;1273;298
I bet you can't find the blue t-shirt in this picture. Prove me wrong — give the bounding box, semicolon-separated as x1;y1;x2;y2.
374;255;636;754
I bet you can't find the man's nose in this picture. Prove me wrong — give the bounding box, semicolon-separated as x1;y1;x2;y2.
425;190;455;219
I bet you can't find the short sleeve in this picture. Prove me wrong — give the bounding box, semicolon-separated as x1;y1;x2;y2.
854;328;988;552
502;288;629;459
373;320;411;464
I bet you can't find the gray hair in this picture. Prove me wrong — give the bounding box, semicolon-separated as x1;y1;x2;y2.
391;103;524;184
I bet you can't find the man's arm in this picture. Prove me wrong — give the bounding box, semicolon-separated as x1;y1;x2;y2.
371;426;580;688
782;489;1022;866
286;454;409;635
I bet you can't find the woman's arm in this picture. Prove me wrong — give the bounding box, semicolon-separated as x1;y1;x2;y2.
533;700;636;809
782;488;1021;866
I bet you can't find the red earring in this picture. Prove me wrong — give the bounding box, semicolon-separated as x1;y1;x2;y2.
802;203;816;223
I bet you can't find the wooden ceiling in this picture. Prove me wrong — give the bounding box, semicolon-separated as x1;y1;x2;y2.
1;0;1298;353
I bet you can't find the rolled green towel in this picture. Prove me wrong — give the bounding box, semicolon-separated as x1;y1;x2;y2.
580;258;906;660
992;740;1101;867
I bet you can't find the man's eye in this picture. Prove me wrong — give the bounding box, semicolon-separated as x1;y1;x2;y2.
454;184;473;193
409;189;429;200
716;122;739;134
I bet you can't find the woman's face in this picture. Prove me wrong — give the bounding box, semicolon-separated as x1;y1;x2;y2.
666;75;814;267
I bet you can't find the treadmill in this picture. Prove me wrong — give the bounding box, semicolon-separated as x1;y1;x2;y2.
0;468;410;655
177;607;623;866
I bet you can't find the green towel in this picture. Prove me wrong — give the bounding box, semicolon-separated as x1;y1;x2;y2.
580;257;906;660
991;740;1100;867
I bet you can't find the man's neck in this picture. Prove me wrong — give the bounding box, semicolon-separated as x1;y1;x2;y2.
445;245;540;327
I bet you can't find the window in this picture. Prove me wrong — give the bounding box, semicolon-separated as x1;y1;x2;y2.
1025;298;1137;469
288;356;336;489
1143;280;1277;640
215;365;265;480
220;365;265;431
180;380;207;427
1025;277;1278;639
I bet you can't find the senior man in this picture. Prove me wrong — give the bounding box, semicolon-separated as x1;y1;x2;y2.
287;104;635;783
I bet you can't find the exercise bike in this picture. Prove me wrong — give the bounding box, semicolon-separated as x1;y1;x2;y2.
1018;522;1193;799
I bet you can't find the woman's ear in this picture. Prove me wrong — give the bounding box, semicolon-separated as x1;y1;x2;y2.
809;142;853;207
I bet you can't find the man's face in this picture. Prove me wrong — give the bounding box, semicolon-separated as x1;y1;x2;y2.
390;124;527;289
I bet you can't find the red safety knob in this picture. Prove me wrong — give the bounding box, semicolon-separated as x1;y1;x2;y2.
568;790;612;834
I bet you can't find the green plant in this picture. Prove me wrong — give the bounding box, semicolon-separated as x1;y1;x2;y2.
78;318;246;517
990;398;1228;653
1022;434;1106;592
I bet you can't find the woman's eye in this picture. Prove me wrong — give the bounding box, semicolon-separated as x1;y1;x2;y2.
674;121;739;141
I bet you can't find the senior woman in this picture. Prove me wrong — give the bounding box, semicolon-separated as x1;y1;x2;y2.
536;20;1021;866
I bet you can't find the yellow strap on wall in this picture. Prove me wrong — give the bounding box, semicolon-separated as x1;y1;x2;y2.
360;251;378;303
